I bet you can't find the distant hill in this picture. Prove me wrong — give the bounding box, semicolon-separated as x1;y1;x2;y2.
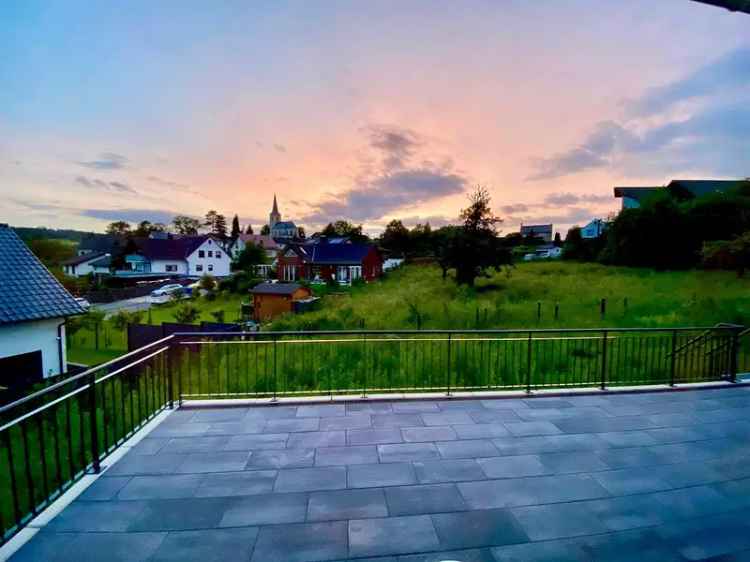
11;226;99;243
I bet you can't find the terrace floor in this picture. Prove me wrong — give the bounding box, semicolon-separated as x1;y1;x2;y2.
9;385;750;562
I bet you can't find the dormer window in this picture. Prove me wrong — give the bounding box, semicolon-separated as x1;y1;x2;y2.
199;250;205;258
208;250;213;257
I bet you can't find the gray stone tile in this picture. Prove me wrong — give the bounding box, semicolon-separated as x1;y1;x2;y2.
190;408;249;422
317;445;379;466
296;404;346;417
223;432;289;450
493;434;603;455
245;448;315;469
436;439;499;459
402;426;457;442
7;531;78;562
453;423;510;439
203;420;266;435
553;415;656;434
349;515;440;558
421;412;475;426
348;427;403;445
128;497;229;531
286;430;346;449
275;466;347;492
585;494;666;531
385;483;466;516
438;400;486;410
491;539;586;562
266;417;320;433
523;399;574;409
130;437;169;455
308;488;388;521
649;461;726;487
596;446;665;469
252;521;348;562
597;431;659;448
68;532;167;562
469;410;522;423
379;442;440;463
175;451;251;473
245;405;298;419
118;474;204;500
478;455;549;479
320;414;372;430
372;413;425;428
593;467;673;495
392;401;441;413
77;476;131;501
580;527;687;562
346;401;394;414
151;527;258;562
399;548;497;562
105;452;187;476
512;502;607;541
538;451;609;474
159;436;230;454
458;474;609;509
195;470;277;497
505;421;563;437
432;508;529;549
656;509;750;560
414;459;486;484
651;485;727;519
149;422;211;438
220;492;308;526
46;501;147;532
348;462;417;488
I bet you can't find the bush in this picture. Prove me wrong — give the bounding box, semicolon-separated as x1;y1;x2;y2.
173;303;200;324
210;310;225;323
111;310;144;331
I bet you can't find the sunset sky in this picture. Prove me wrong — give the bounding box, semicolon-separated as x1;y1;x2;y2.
1;0;748;237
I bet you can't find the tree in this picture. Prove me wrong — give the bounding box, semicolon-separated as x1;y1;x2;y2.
553;232;562;247
172;215;201;235
204;210;228;239
173;303;200;324
245;224;254;235
233;242;267;272
440;186;511;286
28;239;75;268
134;220;166;237
380;220;411;256
260;224;271;235
231;215;241;239
702;232;750;277
105;221;131;236
297;226;306;239
321;220;369;243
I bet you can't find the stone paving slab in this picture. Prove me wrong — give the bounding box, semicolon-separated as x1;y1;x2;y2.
10;385;750;561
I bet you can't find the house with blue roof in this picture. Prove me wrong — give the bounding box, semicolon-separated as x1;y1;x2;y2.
277;237;383;284
0;224;85;385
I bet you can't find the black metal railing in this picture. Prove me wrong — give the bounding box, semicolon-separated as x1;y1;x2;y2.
172;326;742;400
0;336;174;544
0;324;745;545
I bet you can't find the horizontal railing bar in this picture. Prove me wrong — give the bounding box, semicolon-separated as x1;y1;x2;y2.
179;335;624;345
95;346;169;386
0;334;175;416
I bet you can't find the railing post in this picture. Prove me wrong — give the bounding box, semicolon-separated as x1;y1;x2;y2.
167;343;175;409
729;329;739;383
669;330;677;386
88;372;101;474
272;335;278;401
446;334;452;396
600;330;608;390
361;333;367;399
526;331;533;394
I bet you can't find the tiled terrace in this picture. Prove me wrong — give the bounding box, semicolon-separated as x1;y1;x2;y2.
9;385;750;562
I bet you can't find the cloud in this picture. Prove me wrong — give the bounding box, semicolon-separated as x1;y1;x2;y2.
273;144;287;153
514;207;595;227
528;46;750;180
543;192;612;206
501;203;530;214
80;208;176;224
303;124;468;223
394;215;457;228
75;176;137;194
627;46;750;117
76;152;128;170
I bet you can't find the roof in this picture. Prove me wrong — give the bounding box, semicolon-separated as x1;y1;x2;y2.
235;234;280;250
520;224;553;236
0;225;85;324
132;235;213;261
284;242;376;265
250;282;305;295
667;179;746;198
613;186;661;200
89;255;112;268
78;234;125;253
272;221;297;229
62;252;106;266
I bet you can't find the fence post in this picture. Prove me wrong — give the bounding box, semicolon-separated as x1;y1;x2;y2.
272;336;278;401
600;330;608;391
600;299;607;319
729;329;739;383
167;343;175;409
536;302;542;322
446;334;452;396
669;330;677;386
361;333;367;399
88;372;101;474
526;331;533;394
554;303;559;321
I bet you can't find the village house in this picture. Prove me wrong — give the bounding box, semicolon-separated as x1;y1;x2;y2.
614;178;746;209
250;282;312;321
520;223;553;243
229;234;281;261
62;252;111;277
268;195;301;242
117;235;231;278
580;219;607;239
0;225;85;385
277;238;383;284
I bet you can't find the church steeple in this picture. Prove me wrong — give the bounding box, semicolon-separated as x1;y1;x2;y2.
269;194;281;228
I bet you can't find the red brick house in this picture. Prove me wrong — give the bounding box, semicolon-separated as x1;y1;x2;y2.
277;239;383;283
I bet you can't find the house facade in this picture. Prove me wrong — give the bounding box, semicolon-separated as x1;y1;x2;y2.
580;219;607;239
229;234;280;261
62;252;110;277
0;225;85;385
277;239;383;284
613;187;661;209
520;224;553;243
250;282;312;321
119;235;231;278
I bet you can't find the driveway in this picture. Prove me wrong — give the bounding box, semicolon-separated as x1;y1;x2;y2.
93;297;152;317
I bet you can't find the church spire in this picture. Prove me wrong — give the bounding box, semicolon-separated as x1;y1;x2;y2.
269;194;281;228
272;194;279;214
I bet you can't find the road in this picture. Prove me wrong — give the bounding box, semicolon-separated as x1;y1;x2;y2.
93;296;152;317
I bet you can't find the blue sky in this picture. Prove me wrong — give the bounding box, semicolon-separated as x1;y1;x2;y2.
1;1;748;234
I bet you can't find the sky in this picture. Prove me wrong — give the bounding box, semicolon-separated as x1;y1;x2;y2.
1;0;748;237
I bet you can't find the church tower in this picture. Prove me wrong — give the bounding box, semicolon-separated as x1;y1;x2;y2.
269;194;281;228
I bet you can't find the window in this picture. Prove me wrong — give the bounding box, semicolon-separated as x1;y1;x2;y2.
208;264;214;272
165;265;178;272
196;264;203;272
215;251;221;258
208;250;213;257
199;250;205;258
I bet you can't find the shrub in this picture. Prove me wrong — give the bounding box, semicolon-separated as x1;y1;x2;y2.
173;303;200;324
210;310;225;323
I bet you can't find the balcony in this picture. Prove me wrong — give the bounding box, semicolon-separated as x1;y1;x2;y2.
2;327;750;561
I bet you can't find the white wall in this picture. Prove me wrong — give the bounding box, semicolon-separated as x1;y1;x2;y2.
186;238;231;277
149;260;188;274
0;318;67;378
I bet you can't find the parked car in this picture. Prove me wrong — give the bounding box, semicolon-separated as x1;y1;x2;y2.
148;283;185;303
74;297;91;310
